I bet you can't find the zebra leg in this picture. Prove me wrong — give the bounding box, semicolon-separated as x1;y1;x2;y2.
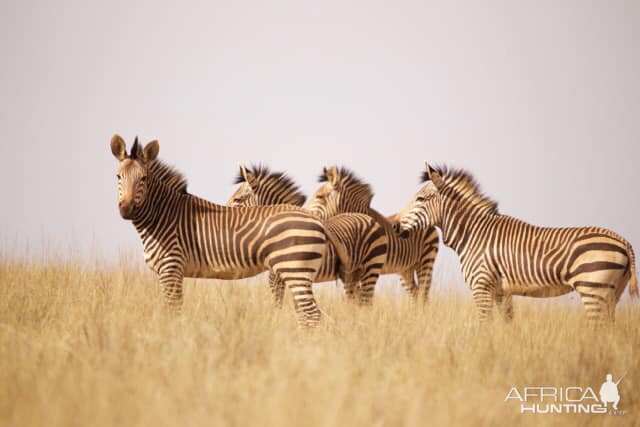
470;277;497;322
341;270;359;302
417;261;435;304
285;277;321;327
158;263;184;311
417;235;438;304
358;268;382;306
495;293;514;323
399;270;419;300
343;280;358;302
268;272;285;308
575;282;616;325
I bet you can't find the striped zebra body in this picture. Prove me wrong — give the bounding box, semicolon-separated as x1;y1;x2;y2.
228;165;387;304
111;136;333;327
305;166;440;301
322;213;388;303
396;163;638;323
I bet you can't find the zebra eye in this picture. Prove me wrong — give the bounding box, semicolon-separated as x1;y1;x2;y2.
116;174;121;180
416;196;425;203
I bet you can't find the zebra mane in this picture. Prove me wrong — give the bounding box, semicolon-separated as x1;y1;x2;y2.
148;159;188;194
424;166;499;214
318;166;374;203
233;163;270;185
235;164;306;206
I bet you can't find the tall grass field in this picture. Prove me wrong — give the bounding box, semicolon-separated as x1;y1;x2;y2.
1;255;637;427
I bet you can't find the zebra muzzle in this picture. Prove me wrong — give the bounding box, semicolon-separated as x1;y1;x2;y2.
119;202;136;220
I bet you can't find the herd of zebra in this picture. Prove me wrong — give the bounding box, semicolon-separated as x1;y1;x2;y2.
111;135;637;327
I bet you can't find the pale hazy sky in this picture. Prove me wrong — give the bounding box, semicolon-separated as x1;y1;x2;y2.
2;1;639;284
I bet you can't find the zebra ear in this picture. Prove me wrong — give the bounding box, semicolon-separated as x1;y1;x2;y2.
422;162;443;188
240;165;250;182
423;161;434;180
325;166;341;189
241;166;258;191
110;134;127;161
143;140;159;162
432;173;444;189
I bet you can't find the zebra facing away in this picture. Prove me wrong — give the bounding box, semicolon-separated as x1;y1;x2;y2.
304;167;440;302
228;165;388;305
111;134;343;327
395;163;638;324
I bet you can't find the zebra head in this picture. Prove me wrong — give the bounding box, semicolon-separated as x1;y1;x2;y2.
110;134;159;220
227;165;306;207
396;162;444;238
228;165;259;207
306;166;373;219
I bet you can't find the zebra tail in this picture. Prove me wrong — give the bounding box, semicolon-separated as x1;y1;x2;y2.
627;242;638;298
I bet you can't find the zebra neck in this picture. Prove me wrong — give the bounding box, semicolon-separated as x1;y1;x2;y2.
131;180;181;244
349;203;370;215
440;203;490;254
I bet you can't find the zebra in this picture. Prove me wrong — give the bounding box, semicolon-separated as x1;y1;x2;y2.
110;134;364;327
305;166;440;302
395;162;638;323
228;164;388;305
229;164;306;207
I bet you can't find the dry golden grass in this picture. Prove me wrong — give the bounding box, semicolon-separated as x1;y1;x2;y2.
0;256;638;427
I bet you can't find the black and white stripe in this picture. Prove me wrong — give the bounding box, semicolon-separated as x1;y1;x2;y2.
228;165;388;305
305;166;440;302
396;163;638;324
111;135;336;327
